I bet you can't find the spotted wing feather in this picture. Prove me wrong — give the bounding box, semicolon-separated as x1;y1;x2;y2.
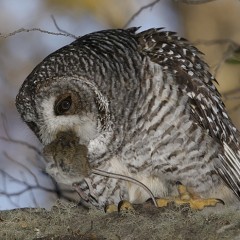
136;28;240;199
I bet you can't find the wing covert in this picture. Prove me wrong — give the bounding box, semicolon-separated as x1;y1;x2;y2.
136;28;240;199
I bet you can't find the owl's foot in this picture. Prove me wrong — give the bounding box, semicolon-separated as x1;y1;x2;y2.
105;200;135;213
156;181;224;210
104;204;118;213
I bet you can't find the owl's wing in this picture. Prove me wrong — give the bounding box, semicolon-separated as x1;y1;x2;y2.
136;28;240;199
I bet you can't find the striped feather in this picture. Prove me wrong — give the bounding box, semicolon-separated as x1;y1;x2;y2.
136;28;240;199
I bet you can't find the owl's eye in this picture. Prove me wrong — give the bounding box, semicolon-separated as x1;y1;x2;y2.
55;96;72;115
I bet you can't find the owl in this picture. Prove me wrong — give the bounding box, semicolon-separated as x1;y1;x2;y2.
16;27;240;210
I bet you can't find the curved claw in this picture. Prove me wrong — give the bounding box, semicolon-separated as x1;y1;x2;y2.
156;182;226;210
118;200;135;212
216;198;225;205
104;204;118;213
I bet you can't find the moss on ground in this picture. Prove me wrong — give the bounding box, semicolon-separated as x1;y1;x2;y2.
0;200;240;240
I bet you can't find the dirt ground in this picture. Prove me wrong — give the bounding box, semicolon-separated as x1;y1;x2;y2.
0;200;240;240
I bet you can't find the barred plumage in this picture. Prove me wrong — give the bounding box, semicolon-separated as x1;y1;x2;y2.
16;28;240;208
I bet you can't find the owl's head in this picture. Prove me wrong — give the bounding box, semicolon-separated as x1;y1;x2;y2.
15;28;146;186
16;74;111;146
15;28;141;150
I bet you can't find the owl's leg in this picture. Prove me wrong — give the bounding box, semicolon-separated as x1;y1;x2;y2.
156;181;224;210
105;200;135;213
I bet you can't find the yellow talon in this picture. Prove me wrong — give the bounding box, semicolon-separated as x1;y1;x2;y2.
104;204;118;213
118;200;135;212
156;198;171;207
188;198;224;210
105;200;136;213
176;181;191;200
156;181;225;210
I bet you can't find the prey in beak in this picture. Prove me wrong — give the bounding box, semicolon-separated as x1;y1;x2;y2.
43;131;91;185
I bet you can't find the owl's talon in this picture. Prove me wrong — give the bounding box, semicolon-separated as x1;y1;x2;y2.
104;204;118;213
156;182;224;210
118;200;135;212
156;198;171;208
216;198;225;205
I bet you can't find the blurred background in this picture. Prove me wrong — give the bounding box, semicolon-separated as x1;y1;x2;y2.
0;0;239;210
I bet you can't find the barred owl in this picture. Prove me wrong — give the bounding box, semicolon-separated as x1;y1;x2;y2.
16;28;240;209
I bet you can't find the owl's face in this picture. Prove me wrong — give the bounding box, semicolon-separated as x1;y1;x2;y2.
16;75;112;183
18;77;105;146
38;79;102;146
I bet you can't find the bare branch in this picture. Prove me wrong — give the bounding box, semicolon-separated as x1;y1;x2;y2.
0;154;75;206
0;167;72;201
0;113;43;156
4;152;39;184
51;15;78;39
123;0;161;28
123;0;220;30
0;27;75;39
0;135;42;156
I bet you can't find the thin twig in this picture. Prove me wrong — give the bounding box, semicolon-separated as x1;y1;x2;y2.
0;169;59;195
0;164;75;205
0;136;42;156
4;152;39;184
51;15;78;39
123;0;161;28
0;27;75;39
0;114;43;156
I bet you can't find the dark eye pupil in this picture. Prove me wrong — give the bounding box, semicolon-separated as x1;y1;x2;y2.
55;96;72;115
61;100;71;110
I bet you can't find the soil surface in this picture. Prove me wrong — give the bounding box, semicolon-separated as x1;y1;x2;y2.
0;200;240;240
